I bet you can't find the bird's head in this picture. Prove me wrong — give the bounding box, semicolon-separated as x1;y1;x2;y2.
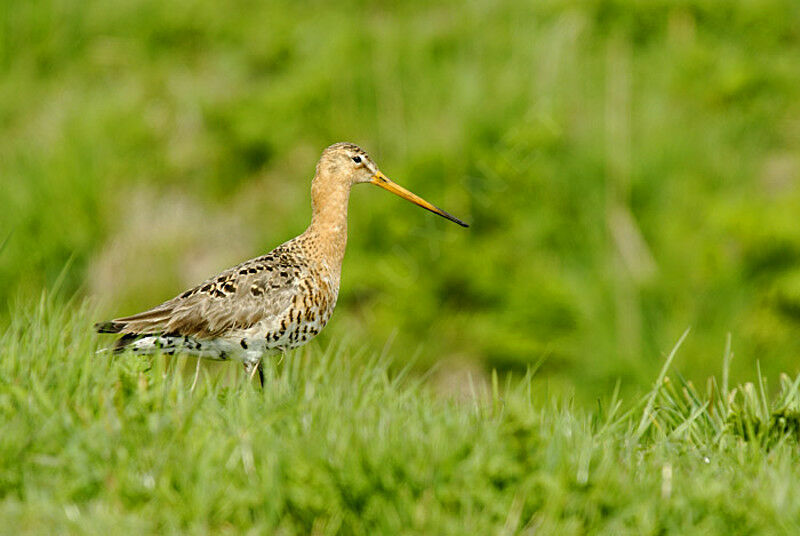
316;142;469;227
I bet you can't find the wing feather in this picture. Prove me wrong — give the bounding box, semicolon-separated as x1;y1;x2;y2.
94;248;305;339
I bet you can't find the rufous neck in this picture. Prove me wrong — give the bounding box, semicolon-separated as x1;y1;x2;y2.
305;174;351;270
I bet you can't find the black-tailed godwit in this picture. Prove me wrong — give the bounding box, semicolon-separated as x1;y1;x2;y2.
95;142;468;384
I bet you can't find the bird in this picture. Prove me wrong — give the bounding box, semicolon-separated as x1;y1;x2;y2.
95;142;468;385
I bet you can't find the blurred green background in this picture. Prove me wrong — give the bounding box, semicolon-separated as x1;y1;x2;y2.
2;0;800;402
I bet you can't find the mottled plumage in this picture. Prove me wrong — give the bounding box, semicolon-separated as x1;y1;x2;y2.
95;142;468;384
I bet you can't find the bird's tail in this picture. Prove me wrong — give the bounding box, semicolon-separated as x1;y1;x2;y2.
94;319;157;354
94;321;125;334
95;303;177;354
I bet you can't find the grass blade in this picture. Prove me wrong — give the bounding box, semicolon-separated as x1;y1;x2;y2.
635;327;691;439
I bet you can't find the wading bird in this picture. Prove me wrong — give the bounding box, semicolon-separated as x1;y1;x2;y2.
95;143;468;385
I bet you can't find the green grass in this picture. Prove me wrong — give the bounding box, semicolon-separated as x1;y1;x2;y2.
4;1;800;531
4;298;800;534
3;0;800;402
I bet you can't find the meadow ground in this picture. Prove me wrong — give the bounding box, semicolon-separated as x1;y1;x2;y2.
4;0;800;532
3;299;800;534
3;0;800;402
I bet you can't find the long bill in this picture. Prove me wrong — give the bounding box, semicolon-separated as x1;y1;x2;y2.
370;171;469;228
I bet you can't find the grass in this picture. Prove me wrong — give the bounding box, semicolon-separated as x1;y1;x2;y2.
3;1;800;531
4;297;800;534
2;0;800;402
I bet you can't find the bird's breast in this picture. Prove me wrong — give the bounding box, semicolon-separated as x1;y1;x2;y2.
250;263;339;350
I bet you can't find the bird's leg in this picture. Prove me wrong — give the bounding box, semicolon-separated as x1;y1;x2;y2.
243;358;264;387
256;361;264;387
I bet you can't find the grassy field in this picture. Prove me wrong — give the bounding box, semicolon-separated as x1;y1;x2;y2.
3;300;800;534
3;0;800;532
2;0;800;401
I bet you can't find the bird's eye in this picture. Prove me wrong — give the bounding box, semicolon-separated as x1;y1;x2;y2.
352;156;362;164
